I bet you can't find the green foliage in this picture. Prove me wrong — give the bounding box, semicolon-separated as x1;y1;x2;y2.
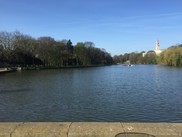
157;47;182;67
74;42;112;65
143;52;157;64
0;31;113;67
113;52;157;64
114;44;182;67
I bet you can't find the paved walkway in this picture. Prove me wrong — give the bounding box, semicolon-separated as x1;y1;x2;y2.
0;122;181;137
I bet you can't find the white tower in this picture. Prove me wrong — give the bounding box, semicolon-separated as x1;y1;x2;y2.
155;40;160;50
155;40;163;55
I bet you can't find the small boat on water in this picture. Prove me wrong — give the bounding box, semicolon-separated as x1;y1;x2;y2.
122;60;135;67
127;64;134;67
122;64;134;67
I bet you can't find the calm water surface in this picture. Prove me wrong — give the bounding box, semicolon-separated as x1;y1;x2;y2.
0;65;182;122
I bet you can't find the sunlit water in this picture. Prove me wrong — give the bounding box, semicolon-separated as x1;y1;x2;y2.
0;65;182;122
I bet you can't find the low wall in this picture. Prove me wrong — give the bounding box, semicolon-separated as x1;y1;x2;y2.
0;122;181;137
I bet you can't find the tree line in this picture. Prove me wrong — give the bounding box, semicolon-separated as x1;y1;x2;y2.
0;31;113;68
113;50;157;65
113;44;182;67
1;31;181;68
157;45;182;67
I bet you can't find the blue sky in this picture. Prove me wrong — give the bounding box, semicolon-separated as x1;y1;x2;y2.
1;0;182;55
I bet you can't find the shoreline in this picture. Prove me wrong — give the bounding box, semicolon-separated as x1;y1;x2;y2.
0;65;110;72
0;68;17;73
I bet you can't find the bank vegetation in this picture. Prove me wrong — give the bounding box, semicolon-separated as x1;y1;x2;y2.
157;45;182;67
0;31;113;68
113;44;182;67
113;51;157;65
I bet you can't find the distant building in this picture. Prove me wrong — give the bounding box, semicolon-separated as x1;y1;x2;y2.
154;40;164;55
142;52;147;57
142;40;165;57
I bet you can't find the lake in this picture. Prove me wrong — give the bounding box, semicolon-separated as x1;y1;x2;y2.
0;65;182;122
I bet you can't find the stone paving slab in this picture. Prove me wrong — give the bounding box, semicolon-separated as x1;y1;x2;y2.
170;123;182;136
121;123;181;137
68;122;124;137
0;122;22;137
12;122;71;137
0;122;182;137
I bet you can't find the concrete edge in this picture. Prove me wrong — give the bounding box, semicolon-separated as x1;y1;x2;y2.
0;122;181;137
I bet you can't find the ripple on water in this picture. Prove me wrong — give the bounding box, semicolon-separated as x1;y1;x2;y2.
0;65;182;122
